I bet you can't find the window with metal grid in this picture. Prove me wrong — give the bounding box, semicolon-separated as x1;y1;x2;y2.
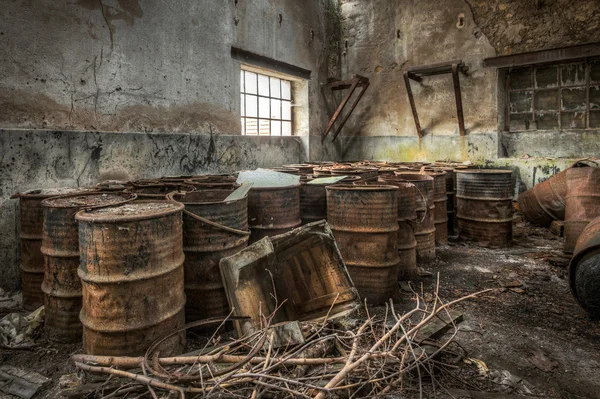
240;69;293;136
506;59;600;131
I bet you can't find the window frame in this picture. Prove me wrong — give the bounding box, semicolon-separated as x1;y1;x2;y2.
504;57;600;132
240;66;294;136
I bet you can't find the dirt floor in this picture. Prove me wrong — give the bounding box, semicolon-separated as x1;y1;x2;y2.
1;215;600;399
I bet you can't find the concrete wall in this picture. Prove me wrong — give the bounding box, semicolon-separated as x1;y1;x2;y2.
0;129;303;291
0;0;332;135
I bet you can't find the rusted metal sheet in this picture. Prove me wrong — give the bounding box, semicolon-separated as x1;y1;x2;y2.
326;185;400;304
41;192;133;342
564;166;600;254
569;216;600;316
391;173;436;262
456;170;514;248
168;190;249;325
11;187;95;311
248;185;302;243
185;175;239;190
76;201;186;356
126;183;195;199
220;221;360;337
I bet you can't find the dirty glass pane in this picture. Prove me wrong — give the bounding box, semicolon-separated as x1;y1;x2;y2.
535;113;558;130
562;87;586;111
590;60;600;83
246;118;258;135
282;100;292;121
245;94;258;117
240;94;245;115
270;99;281;119
561;62;586;86
245;71;257;94
258;74;270;96
590;110;600;127
271;120;281;136
282;121;292;136
258;96;270;118
534;89;559;111
535;65;558;89
270;77;281;98
240;70;245;92
509;91;532;113
281;80;292;100
241;118;246;135
258;119;270;135
561;112;587;129
509;113;533;131
509;67;532;90
590;86;600;109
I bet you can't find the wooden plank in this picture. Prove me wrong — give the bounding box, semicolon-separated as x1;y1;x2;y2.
414;310;463;344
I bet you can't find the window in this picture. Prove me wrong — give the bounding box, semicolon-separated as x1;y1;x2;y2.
240;69;293;136
505;58;600;131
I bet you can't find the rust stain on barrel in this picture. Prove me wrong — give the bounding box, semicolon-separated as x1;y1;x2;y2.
41;192;133;342
456;169;514;248
76;201;186;356
564;166;600;254
326;184;400;305
248;185;302;243
169;190;249;325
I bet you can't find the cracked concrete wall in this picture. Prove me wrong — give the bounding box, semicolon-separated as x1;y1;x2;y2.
0;129;303;292
0;0;331;134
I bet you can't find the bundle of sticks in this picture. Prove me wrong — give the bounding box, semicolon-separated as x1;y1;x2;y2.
70;285;492;398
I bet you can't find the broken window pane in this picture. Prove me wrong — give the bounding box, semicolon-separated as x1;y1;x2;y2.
590;110;600;127
590;86;600;109
535;65;558;89
509;113;533;131
509;91;532;113
561;62;586;86
534;89;559;111
258;74;270;96
509;67;532;90
535;113;558;130
561;112;587;129
590;60;600;83
562;87;586;111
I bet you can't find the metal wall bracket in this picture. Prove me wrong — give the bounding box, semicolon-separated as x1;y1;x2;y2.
404;60;469;138
321;74;370;142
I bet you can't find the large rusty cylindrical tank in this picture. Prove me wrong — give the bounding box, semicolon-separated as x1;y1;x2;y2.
300;176;359;224
76;201;186;356
41;192;133;342
564;165;600;254
168;190;249;324
569;216;600;317
393;173;436;262
248;185;302;243
456;170;514;248
423;170;449;245
12;187;95;311
326;185;400;305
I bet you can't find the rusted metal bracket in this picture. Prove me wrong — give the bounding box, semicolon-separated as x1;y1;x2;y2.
404;60;469;137
321;74;370;142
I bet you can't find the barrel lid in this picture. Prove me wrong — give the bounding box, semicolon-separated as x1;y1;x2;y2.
41;192;133;209
76;201;184;222
455;169;513;174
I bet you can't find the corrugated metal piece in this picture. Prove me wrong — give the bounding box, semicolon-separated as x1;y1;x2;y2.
248;185;302;243
220;221;360;337
392;173;436;262
168;190;249;325
569;216;600;316
76;201;186;356
12;187;95;311
41;192;134;342
564;166;600;254
456;169;514;248
326;185;400;305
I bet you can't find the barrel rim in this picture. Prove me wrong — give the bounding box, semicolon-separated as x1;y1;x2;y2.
11;187;97;199
41;192;136;209
75;200;184;222
126;183;196;191
326;184;399;192
249;184;301;191
455;169;513;175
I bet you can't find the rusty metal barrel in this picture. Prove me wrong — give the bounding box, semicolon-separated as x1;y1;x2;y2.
456;170;514;248
569;216;600;316
393;173;436;262
185;176;240;191
76;201;186;356
126;183;195;199
326;185;400;305
564;166;600;254
41;192;133;342
423;170;449;245
11;187;94;311
439;166;456;234
248;185;302;243
300;176;359;224
168;190;249;324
